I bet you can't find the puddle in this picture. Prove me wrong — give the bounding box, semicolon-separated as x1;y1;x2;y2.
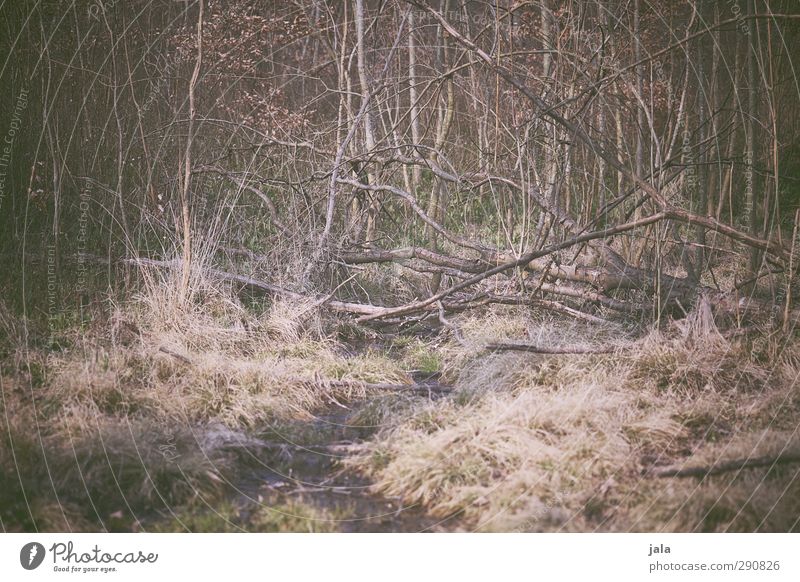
230;389;449;531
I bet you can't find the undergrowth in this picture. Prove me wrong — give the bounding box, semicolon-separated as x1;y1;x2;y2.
2;277;799;532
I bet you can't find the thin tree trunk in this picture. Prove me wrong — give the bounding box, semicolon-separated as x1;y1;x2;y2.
408;7;421;191
179;0;203;301
355;0;378;242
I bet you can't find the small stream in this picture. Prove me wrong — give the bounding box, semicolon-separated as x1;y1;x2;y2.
227;367;453;532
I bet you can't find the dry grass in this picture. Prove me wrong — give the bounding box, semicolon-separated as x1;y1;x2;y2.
347;305;800;532
45;288;409;433
0;273;409;531
3;277;799;532
628;430;800;532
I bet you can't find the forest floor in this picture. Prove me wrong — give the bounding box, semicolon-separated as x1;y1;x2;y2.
2;286;800;532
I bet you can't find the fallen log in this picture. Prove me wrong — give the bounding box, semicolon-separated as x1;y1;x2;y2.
355;211;672;322
485;342;616;355
341;243;678;300
654;452;800;478
339;246;486;274
82;253;798;328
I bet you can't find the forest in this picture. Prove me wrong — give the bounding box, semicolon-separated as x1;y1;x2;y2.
1;0;799;532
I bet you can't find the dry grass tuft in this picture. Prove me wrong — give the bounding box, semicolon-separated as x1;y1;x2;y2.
0;270;411;531
348;305;800;531
630;431;800;532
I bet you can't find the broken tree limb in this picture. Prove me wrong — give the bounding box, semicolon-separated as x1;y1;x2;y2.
246;242;651;315
340;244;655;312
92;251;625;321
654;452;800;478
511;182;710;300
158;346;192;364
537;282;650;313
339;246;486;273
485;342;617;354
355;211;671;322
83;252;793;328
437;300;467;346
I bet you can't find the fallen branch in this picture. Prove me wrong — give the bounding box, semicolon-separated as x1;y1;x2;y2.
158;346;192;364
485;342;616;354
437;300;467;346
356;211;670;322
340;246;486;273
79;252;800;327
654;452;800;478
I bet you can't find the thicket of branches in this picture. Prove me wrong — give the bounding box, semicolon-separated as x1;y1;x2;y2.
2;0;799;329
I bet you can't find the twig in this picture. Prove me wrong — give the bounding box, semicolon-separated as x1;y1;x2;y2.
158;346;192;364
437;300;467;346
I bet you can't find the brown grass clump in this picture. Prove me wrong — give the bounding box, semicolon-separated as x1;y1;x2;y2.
348;305;800;532
42;290;409;434
629;431;800;532
0;274;409;531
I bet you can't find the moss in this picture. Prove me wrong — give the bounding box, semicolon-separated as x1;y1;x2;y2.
399;338;441;373
249;501;340;533
150;503;244;532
